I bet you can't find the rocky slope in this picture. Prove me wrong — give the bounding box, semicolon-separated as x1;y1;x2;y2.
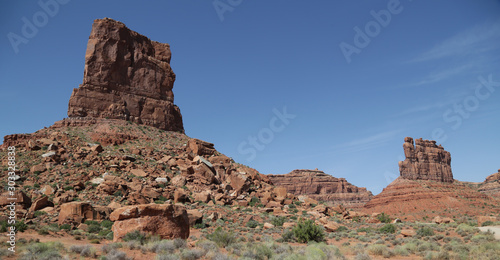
67;18;183;132
364;138;499;220
268;169;373;208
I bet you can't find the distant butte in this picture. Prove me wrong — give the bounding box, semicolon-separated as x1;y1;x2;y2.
66;18;184;132
399;137;453;183
268;169;373;208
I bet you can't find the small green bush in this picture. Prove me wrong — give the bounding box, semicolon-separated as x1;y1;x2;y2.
271;216;287;227
481;221;494;227
34;211;47;217
122;230;147;244
292;219;325;243
377;213;392;223
379;224;396;234
246;220;259;228
249;197;260;207
60;224;72;230
207;227;236;248
101;220;114;229
417;226;435;237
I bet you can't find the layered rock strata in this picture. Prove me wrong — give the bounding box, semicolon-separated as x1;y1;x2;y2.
268;169;373;207
399;137;453;183
67;18;183;132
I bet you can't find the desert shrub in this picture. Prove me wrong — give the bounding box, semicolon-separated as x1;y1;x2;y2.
88;224;102;233
367;244;388;256
393;245;409;256
147;240;175;253
336;226;348;232
60;224;72;230
379;224;396;234
279;229;295;242
456;223;476;234
354;253;371;260
417;226;435;237
70;244;96;257
249;197;260;207
246;220;259;228
292;219;325;243
156;254;180;260
104;249;131;260
122;230;147;244
207;253;233;260
19;242;65;260
241;243;273;260
196;240;218;254
307;243;343;259
101;243;123;254
15;220;28;232
271;216;287;227
101;220;114;229
180;248;205;260
34;211;47;217
377;213;391;223
207;227;237;248
481;221;494;227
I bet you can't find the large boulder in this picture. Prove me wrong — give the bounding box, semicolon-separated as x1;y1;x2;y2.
58;202;107;225
110;203;189;242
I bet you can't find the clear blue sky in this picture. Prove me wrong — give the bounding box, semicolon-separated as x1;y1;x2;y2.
1;1;499;194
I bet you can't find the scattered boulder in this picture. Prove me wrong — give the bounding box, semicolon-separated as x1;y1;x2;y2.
187;139;216;156
110;203;189;242
433;216;454;224
29;196;53;212
58;202;106;225
401;229;416;237
187;209;203;227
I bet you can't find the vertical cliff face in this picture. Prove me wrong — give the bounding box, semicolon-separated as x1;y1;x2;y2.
399;137;453;183
67;18;184;132
268;169;373;207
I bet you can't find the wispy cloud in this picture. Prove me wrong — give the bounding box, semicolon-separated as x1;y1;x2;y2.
411;64;473;86
410;21;500;63
333;130;402;154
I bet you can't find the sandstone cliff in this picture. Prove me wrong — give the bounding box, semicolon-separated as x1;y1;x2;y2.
268;169;373;208
67;18;183;132
399;137;453;183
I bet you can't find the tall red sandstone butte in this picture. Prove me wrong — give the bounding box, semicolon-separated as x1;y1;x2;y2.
268;169;373;208
67;18;184;132
399;137;453;183
364;138;499;219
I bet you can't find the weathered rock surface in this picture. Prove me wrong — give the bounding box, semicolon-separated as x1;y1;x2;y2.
399;137;453;183
268;169;373;208
110;203;189;242
478;170;500;198
58;202;110;225
67;18;183;132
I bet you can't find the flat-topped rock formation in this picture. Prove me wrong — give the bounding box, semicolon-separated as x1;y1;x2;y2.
399;137;453;183
67;18;184;132
268;169;373;208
